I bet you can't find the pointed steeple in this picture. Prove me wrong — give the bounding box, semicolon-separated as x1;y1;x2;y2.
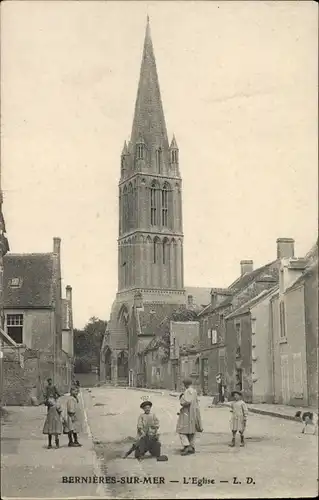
130;17;169;152
121;140;129;155
170;134;178;149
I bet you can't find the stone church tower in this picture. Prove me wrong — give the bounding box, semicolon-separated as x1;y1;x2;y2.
100;17;186;386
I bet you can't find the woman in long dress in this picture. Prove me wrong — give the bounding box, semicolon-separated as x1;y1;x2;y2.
176;378;203;455
42;397;63;449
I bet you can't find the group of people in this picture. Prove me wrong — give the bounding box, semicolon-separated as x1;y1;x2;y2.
42;376;248;454
123;378;249;460
42;378;82;449
123;377;203;460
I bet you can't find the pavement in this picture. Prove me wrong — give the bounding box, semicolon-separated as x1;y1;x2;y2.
126;386;317;421
0;395;110;499
82;386;318;499
1;387;317;499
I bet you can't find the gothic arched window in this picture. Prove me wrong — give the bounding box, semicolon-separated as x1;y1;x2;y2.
171;149;178;164
128;183;133;230
161;183;169;227
162;238;168;264
156;148;162;174
132;181;137;229
153;239;157;263
123;186;128;233
136;144;144;160
150;182;157;226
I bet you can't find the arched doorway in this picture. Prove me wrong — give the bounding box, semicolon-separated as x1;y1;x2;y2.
117;351;128;383
104;347;112;381
116;304;130;385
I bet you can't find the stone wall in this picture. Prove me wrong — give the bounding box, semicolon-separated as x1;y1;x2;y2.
0;347;73;405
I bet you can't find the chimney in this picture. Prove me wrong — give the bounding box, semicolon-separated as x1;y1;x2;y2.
279;258;307;293
276;238;295;259
66;285;72;303
187;295;194;307
240;260;253;276
53;237;61;256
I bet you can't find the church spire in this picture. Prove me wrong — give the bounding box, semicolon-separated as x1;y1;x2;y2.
130;17;169;152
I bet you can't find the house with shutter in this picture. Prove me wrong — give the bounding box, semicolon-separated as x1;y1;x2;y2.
270;248;318;407
198;238;296;398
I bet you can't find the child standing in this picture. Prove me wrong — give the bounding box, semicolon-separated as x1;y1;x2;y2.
65;387;82;447
229;390;248;447
42;397;63;449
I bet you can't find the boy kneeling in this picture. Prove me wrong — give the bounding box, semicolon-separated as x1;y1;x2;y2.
124;401;167;461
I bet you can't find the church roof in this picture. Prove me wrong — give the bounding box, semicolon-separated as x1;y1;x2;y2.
185;287;211;309
130;17;169;151
138;302;179;337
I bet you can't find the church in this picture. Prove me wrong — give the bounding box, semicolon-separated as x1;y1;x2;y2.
100;18;209;387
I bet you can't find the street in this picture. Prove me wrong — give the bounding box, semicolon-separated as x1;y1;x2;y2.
82;387;318;499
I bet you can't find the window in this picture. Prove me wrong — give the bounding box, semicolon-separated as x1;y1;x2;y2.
162;239;168;264
208;329;212;339
6;314;23;344
235;322;241;358
10;278;22;288
123;186;128;233
161;185;168;226
156;148;162;173
279;301;286;338
136;144;144;160
203;318;208;337
121;155;125;174
171;150;178;164
128;183;133;230
151;184;157;226
153;239;157;263
211;330;218;344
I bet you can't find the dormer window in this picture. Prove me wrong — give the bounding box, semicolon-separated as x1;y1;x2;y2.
10;278;22;288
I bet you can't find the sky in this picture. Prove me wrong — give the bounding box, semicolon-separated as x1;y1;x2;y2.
1;1;318;328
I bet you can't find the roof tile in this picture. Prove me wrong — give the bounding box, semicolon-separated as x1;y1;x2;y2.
3;253;55;309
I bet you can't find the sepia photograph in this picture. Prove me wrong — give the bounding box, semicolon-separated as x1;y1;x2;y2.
0;1;318;499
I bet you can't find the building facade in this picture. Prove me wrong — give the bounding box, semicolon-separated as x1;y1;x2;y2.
1;238;74;405
198;238;295;399
101;18;187;386
271;254;318;407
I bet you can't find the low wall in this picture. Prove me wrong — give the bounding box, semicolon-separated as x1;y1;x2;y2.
0;347;73;405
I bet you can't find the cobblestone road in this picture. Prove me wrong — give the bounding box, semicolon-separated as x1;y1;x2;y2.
83;387;318;499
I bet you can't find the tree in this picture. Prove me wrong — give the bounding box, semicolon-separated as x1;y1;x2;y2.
74;317;107;374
